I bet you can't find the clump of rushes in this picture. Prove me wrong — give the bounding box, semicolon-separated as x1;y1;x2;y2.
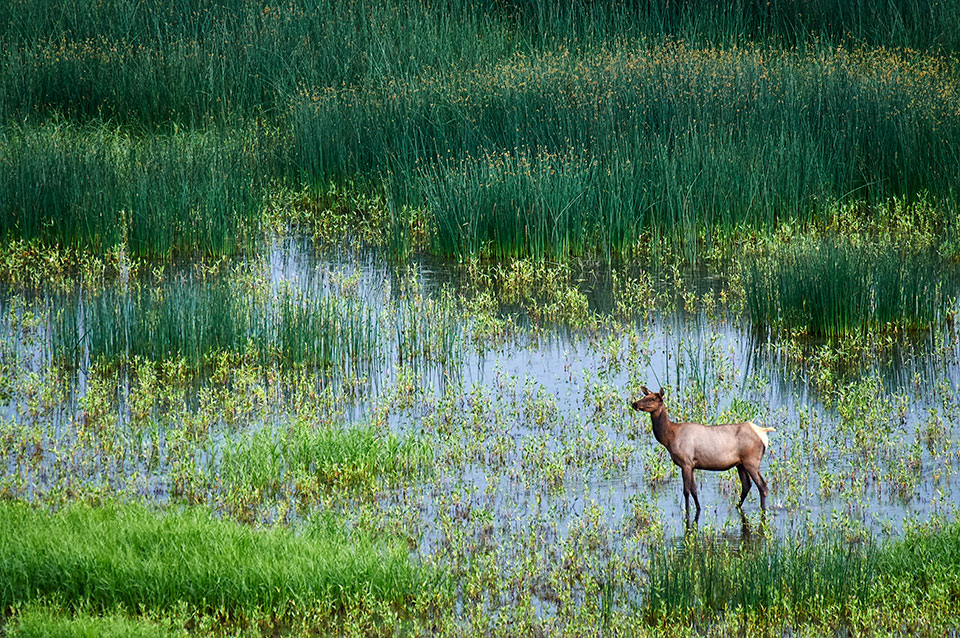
648;535;876;620
3;1;960;128
646;521;960;623
0;502;443;618
51;276;379;372
300;43;960;259
742;238;954;338
0;123;270;258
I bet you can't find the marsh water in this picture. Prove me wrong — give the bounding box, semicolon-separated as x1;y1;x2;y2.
3;235;960;565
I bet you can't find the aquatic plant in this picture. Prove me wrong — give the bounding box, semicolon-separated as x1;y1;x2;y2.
218;420;431;498
3;0;958;126
742;238;954;337
0;124;269;257
646;521;960;623
297;42;960;258
50;275;379;371
5;605;182;638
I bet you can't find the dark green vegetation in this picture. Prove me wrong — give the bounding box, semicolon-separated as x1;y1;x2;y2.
3;1;960;637
0;502;439;618
0;125;271;257
2;0;960;263
743;239;950;337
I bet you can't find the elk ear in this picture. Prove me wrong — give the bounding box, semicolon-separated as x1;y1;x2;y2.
640;385;651;395
657;388;664;399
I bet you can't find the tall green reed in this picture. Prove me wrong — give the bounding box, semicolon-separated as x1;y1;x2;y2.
3;0;958;127
51;277;380;372
0;0;514;125
743;238;953;337
647;533;877;620
4;2;960;260
0;123;271;257
297;43;960;258
646;521;960;621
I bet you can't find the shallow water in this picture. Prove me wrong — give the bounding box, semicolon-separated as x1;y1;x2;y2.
2;236;959;555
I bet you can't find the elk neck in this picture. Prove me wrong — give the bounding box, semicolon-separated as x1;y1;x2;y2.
649;404;678;448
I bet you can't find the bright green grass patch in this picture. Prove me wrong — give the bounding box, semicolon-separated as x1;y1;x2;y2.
219;421;431;498
646;521;960;622
5;606;183;638
0;502;439;616
743;239;955;338
51;277;379;371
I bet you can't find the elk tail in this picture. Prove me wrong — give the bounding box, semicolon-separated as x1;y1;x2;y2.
748;422;775;448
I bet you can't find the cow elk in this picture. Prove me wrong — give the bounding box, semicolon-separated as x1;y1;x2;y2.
630;386;774;524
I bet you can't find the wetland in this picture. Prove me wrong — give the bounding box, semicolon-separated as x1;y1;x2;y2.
2;1;960;635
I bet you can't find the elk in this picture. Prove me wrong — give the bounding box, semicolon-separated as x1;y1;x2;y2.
630;386;774;523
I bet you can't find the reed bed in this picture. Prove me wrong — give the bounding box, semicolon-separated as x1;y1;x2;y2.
0;0;511;125
50;277;379;371
0;124;270;257
3;2;959;259
3;1;958;126
0;502;436;616
743;239;954;337
299;43;960;258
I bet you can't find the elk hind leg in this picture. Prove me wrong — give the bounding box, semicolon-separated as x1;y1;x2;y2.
736;464;753;508
744;464;769;511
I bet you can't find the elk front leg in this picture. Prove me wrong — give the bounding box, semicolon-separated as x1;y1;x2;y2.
681;465;700;522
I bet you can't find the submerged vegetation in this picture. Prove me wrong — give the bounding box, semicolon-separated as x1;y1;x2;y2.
2;0;960;636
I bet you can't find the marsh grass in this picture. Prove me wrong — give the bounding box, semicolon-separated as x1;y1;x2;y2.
3;0;958;127
0;124;270;257
649;535;876;618
646;522;960;622
4;4;960;260
743;239;954;337
0;0;512;125
219;421;431;497
298;43;960;258
5;605;182;638
51;277;379;371
0;502;438;616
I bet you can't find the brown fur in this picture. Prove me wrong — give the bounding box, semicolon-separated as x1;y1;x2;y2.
630;386;774;523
